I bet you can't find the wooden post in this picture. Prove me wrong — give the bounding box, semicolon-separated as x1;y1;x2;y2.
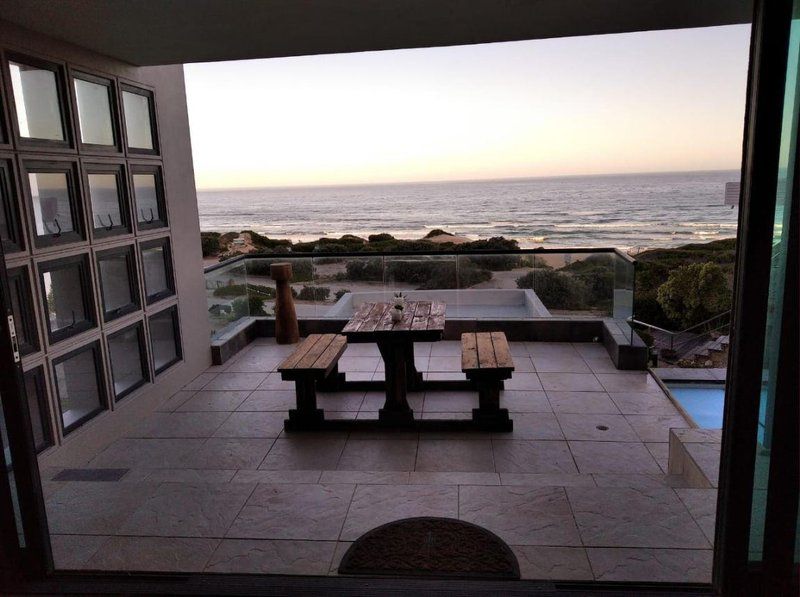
270;262;299;344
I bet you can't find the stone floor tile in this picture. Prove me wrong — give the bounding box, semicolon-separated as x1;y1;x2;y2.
206;539;336;575
134;469;236;483
136;412;232;438
596;372;663;394
539;373;604;392
204;372;269;391
415;440;495;472
532;356;591;373
556;413;639;442
569;441;662;474
183;372;217;391
179;438;272;469
157;390;197;412
256;373;295;391
583;357;620;375
223;355;284;374
337;439;418;471
512;546;593;580
507;342;529;357
427;356;463;372
459;485;580;546
232;470;322;483
587;548;712;582
317;391;367;412
339;356;381;372
50;534;108;569
46;482;160;535
546;391;620;414
430;341;462;356
494;412;564;441
676;488;717;545
259;437;347;470
177;391;251;412
320;471;411;484
572;343;609;359
501;390;552;413
212;412;285;438
89;438;205;469
422;391;476;412
500;473;595;487
625;414;689;443
329;541;353;574
120;482;256;538
237;390;297;412
492;440;577;474
344;344;380;357
504;373;544;391
227;484;354;540
88;536;220;571
646;442;670;473
512;357;537;372
567;486;710;548
425;372;466;381
591;474;686;489
341;485;457;541
609;392;681;415
409;471;500;485
361;391;423;412
526;343;579;358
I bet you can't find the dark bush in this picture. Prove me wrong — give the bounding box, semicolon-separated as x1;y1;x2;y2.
368;233;395;242
334;288;350;300
297;286;331;301
245;259;313;281
343;257;383;281
516;269;589;310
201;232;221;257
231;295;266;318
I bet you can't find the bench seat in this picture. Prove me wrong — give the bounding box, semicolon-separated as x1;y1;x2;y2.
461;332;514;430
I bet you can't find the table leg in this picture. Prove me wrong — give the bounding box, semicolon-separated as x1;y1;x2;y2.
376;339;415;425
404;341;424;390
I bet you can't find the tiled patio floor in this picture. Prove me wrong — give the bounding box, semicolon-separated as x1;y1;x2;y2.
42;339;717;582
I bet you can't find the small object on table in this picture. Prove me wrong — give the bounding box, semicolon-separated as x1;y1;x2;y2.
270;262;299;344
343;301;445;425
461;332;514;431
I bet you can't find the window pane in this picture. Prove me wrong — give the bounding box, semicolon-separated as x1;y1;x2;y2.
88;173;122;230
9;269;37;355
54;348;103;431
24;368;50;453
142;245;169;299
29;172;73;236
109;326;145;397
74;78;114;146
42;266;89;333
150;310;179;372
122;91;153;150
9;61;64;141
98;253;134;313
133;174;161;224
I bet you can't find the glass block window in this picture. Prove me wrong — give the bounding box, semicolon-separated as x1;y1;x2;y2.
108;322;148;400
8;56;67;143
53;342;106;434
38;254;96;344
84;163;130;238
96;245;140;321
149;306;181;375
24;161;83;247
131;166;166;230
121;86;157;153
24;367;52;454
141;237;174;304
8;266;39;356
73;73;116;148
0;159;23;253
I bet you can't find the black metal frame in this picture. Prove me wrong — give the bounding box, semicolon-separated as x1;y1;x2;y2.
95;244;141;322
106;320;150;401
148;304;182;375
20;158;85;248
130;162;167;231
37;253;97;344
0;155;24;253
23;366;53;454
120;83;160;156
82;160;132;239
51;340;108;435
69;69;123;155
7;265;39;355
140;236;174;304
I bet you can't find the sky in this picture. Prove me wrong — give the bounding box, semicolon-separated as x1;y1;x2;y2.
184;25;751;190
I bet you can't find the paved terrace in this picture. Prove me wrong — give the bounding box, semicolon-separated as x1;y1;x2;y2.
41;340;717;583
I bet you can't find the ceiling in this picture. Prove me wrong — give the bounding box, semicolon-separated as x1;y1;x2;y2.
0;0;752;66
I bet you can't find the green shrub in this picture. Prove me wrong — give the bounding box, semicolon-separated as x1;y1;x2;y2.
516;269;589;310
245;259;313;281
343;257;383;281
297;285;331;301
201;232;221;257
231;295;266;318
334;289;350;300
656;262;731;328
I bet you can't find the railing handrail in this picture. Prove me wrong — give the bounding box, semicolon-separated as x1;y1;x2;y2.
630;310;731;338
204;246;636;274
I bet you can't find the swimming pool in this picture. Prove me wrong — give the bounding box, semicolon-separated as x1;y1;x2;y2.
666;382;725;429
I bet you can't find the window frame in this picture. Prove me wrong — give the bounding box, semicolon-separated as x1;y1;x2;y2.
0;56;11;149
107;321;149;401
130;162;167;231
82;160;132;240
21;158;85;248
148;305;182;376
23;366;52;454
3;51;73;151
0;156;25;253
37;253;96;345
120;83;159;156
69;69;123;155
95;244;140;322
51;340;107;436
7;265;39;356
139;236;175;305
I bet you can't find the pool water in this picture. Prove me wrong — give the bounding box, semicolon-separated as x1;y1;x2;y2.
667;383;725;429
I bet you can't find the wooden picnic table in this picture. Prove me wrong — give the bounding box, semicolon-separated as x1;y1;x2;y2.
342;301;445;424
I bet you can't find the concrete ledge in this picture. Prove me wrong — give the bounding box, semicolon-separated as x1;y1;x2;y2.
668;428;722;488
602;319;648;370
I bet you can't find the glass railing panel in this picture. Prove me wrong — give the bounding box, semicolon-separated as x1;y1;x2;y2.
245;256;315;319
455;253;538;319
382;254;457;314
312;255;386;319
206;258;249;338
613;251;636;328
527;252;615;317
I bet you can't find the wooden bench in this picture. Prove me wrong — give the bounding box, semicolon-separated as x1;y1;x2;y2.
278;334;347;430
461;332;514;431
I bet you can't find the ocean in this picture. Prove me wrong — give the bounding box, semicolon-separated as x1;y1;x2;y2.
196;170;740;251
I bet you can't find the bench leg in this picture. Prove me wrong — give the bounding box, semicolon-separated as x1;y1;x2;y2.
285;377;325;431
317;364;346;392
472;378;512;431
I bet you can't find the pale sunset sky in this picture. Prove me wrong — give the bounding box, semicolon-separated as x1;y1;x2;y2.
184;25;751;190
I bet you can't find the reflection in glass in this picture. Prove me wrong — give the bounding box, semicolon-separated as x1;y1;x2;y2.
54;348;104;431
42;267;88;333
150;309;179;372
109;326;146;398
133;174;161;224
9;61;64;141
29;172;73;237
74;78;114;145
142;245;169;300
88;174;123;230
122;91;154;150
98;252;135;314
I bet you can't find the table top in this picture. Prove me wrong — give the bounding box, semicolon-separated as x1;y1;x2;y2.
342;301;446;340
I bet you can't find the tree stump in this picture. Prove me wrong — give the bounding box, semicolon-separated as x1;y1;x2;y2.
270;262;299;344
